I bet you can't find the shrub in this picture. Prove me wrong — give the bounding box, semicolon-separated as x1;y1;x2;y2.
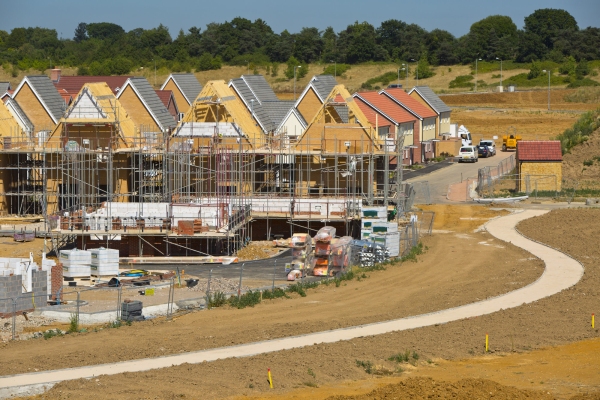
555;108;600;154
207;291;227;308
68;313;79;333
323;63;351;77
355;359;373;374
567;78;599;89
43;329;63;340
262;287;288;300
361;71;398;90
448;75;474;89
228;290;262;309
583;159;594;166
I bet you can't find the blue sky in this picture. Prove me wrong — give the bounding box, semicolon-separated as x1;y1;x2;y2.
1;0;598;39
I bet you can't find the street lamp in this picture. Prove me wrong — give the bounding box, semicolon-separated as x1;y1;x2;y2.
411;59;418;86
293;65;301;101
542;69;551;110
153;58;156;87
475;58;482;92
402;63;407;90
495;57;503;90
330;60;336;78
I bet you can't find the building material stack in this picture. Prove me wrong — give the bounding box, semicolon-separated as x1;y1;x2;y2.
286;233;314;279
313;226;336;276
60;249;92;278
90;248;119;277
360;206;396;258
121;299;144;321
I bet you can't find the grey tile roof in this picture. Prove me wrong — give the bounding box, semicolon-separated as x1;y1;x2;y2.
5;98;33;133
411;86;451;114
241;75;279;103
229;75;292;133
310;75;338;100
25;75;66;122
167;74;203;105
334;106;349;123
124;77;177;130
0;82;10;93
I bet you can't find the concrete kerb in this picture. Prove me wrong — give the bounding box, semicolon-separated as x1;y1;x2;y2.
0;209;585;398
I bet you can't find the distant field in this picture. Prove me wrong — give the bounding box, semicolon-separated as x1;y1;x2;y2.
3;62;598;94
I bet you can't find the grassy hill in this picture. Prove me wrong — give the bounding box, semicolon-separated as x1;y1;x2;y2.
2;62;599;96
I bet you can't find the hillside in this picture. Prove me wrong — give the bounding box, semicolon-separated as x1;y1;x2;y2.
2;63;599;95
562;127;600;188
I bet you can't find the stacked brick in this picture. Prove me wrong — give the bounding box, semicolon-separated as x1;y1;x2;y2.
0;270;48;317
51;264;63;301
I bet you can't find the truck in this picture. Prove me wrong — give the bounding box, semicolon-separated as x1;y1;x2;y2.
501;134;521;151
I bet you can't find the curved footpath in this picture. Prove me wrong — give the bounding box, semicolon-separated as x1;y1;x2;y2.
0;209;585;398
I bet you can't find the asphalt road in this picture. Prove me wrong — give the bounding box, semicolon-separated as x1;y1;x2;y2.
407;150;515;204
141;249;295;281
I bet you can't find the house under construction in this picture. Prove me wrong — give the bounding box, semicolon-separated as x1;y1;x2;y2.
0;79;414;258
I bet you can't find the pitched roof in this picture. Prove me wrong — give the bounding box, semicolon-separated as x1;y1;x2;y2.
54;76;131;96
0;82;10;93
310;75;338;101
161;73;203;105
353;91;417;126
409;86;451;114
155;90;173;108
517;141;562;161
117;77;177;131
14;75;66;123
229;75;292;133
380;88;437;119
4;98;34;134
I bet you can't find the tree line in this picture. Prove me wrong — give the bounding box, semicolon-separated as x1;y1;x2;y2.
0;8;598;79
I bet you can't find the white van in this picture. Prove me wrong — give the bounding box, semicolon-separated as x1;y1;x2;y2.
458;146;478;163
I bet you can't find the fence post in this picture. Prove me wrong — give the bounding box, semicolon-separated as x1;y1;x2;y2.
116;284;122;321
271;260;277;292
12;299;16;340
206;269;212;306
76;291;80;327
237;263;244;300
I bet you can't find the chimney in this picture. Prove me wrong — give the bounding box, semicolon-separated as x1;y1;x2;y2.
50;69;61;83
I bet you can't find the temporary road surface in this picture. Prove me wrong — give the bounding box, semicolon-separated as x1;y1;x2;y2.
0;209;584;398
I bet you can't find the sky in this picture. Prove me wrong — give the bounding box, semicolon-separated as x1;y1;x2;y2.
1;0;598;39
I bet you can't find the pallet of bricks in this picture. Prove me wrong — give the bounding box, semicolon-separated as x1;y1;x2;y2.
90;248;119;278
287;233;313;279
360;206;394;259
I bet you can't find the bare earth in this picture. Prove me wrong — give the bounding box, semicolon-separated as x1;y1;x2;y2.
3;206;598;399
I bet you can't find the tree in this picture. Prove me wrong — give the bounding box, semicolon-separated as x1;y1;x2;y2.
74;23;88;43
86;23;125;41
468;15;518;60
293;27;323;63
284;56;307;79
524;9;578;50
527;60;541;79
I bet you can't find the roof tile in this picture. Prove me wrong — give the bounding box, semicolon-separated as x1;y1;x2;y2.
517;141;562;161
380;88;437;119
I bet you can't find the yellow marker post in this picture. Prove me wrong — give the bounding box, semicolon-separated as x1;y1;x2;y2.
593;313;595;329
267;368;273;389
485;333;489;352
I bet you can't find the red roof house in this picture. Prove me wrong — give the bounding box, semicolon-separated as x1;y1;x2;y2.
155;89;179;120
517;140;562;161
52;69;132;96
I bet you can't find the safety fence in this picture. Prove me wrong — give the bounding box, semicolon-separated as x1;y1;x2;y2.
477;155;516;198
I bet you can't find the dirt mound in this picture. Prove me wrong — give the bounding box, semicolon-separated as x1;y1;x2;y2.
327;377;555;400
562;127;600;187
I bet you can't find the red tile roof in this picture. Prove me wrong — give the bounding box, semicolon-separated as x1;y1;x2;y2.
54;76;132;96
380;88;437;119
57;88;73;105
517;141;562;161
354;91;417;125
155;90;173;108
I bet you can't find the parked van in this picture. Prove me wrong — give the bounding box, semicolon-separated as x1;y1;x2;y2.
458;146;478;163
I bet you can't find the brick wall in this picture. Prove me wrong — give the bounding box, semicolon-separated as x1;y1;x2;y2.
519;162;562;192
51;264;63;301
0;270;48;316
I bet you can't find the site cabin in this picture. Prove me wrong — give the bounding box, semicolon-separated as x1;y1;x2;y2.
516;141;562;193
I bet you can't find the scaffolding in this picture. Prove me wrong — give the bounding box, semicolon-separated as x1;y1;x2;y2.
0;98;413;257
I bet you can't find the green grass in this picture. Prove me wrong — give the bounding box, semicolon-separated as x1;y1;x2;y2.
207;291;227;308
504;72;565;88
355;359;373;374
566;78;600;88
68;313;79;333
42;329;64;340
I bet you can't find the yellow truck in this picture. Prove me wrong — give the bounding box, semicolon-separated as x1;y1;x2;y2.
501;134;522;151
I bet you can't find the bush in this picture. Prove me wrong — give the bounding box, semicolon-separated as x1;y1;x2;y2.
323;63;351;77
228;290;262;309
361;71;398;90
448;75;474;89
207;291;227;308
555;108;600;154
68;313;79;333
566;78;599;89
284;56;308;80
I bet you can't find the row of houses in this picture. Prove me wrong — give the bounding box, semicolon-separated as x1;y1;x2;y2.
0;71;454;256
